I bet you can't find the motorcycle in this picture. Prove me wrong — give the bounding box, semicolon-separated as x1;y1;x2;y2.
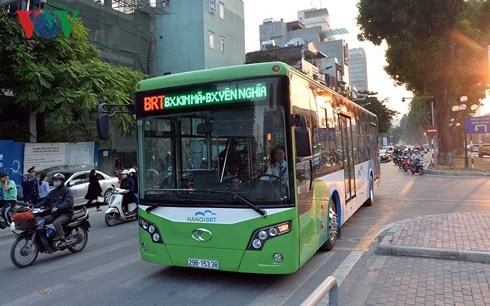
10;206;90;268
402;155;411;172
0;201;31;229
104;187;138;226
393;153;402;167
410;158;424;175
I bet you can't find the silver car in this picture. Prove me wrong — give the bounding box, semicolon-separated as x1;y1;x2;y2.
40;165;119;207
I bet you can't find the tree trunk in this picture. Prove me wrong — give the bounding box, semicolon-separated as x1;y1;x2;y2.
437;0;463;166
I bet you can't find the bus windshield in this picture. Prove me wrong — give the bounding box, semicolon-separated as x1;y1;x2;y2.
137;79;291;208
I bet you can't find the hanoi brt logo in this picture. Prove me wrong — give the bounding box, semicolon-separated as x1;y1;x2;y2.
16;10;78;39
187;210;217;223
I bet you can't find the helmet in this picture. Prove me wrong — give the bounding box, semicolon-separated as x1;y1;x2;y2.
52;173;65;181
121;169;129;175
128;168;136;174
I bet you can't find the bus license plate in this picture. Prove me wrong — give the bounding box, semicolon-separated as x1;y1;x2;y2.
187;258;219;270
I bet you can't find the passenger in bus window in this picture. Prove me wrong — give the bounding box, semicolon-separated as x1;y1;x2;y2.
200;158;208;169
187;158;196;169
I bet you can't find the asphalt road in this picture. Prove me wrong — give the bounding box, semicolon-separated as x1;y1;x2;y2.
1;162;489;305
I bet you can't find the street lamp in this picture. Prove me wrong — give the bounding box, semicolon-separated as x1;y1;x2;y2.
402;96;435;125
451;96;479;168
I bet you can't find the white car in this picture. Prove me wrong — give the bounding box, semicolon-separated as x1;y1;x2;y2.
40;165;119;207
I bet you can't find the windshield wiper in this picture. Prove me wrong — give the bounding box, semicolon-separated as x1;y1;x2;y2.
142;194;224;212
204;190;267;217
142;189;266;217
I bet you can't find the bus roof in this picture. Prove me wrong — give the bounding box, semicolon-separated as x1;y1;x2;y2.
136;62;291;92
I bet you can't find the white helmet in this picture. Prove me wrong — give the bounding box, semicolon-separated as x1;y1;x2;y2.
128;168;136;174
121;169;129;175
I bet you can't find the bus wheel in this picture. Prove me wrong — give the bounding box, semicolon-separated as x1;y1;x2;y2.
320;202;338;251
364;177;374;207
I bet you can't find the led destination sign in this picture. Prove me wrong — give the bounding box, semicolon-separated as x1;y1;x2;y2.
143;82;268;112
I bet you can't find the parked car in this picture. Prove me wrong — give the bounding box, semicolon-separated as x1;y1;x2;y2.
39;165;119;207
381;146;394;156
379;149;391;162
470;144;481;153
478;144;490;158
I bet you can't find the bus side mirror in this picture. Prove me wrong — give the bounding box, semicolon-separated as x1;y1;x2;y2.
97;104;110;140
295;127;312;157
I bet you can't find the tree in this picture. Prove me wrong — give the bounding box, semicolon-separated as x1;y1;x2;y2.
355;91;398;134
357;0;490;165
0;10;146;142
245;50;282;64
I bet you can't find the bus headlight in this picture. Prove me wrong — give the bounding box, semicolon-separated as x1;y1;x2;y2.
247;221;291;251
139;216;163;244
258;230;268;240
152;233;161;242
252;239;262;249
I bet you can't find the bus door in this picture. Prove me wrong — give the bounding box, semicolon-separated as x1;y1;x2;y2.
339;115;356;201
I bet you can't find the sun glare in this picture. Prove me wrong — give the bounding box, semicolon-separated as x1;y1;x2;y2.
479;90;490;116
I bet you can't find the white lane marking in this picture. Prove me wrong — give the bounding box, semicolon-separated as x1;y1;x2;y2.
317;250;364;305
249;252;336;306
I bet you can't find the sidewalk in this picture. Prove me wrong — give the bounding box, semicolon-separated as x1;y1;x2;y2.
352;212;490;305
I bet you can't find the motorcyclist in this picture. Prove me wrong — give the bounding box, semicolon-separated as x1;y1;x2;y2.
120;169;137;214
128;168;139;200
35;173;74;252
410;149;423;168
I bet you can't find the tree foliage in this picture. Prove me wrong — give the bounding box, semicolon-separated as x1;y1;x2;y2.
245;50;282;64
0;9;146;142
355;91;398;134
357;0;490;164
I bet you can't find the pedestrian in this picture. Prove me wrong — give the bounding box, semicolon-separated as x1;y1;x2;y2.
0;172;17;229
84;169;103;211
22;166;39;204
38;173;49;202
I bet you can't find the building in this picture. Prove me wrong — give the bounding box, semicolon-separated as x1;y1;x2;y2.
316;39;349;95
259;13;350;95
349;48;368;92
47;0;156;75
297;7;331;31
156;0;245;75
1;0;246;171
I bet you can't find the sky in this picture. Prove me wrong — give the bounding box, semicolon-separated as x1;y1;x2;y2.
243;0;413;121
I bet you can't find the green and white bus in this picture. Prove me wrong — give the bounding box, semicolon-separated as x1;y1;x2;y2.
134;62;379;274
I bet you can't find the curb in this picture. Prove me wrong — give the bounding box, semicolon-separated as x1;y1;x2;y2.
375;221;490;264
425;169;490;177
376;244;490;264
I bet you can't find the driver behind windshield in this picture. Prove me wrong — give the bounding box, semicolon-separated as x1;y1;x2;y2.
261;145;288;186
